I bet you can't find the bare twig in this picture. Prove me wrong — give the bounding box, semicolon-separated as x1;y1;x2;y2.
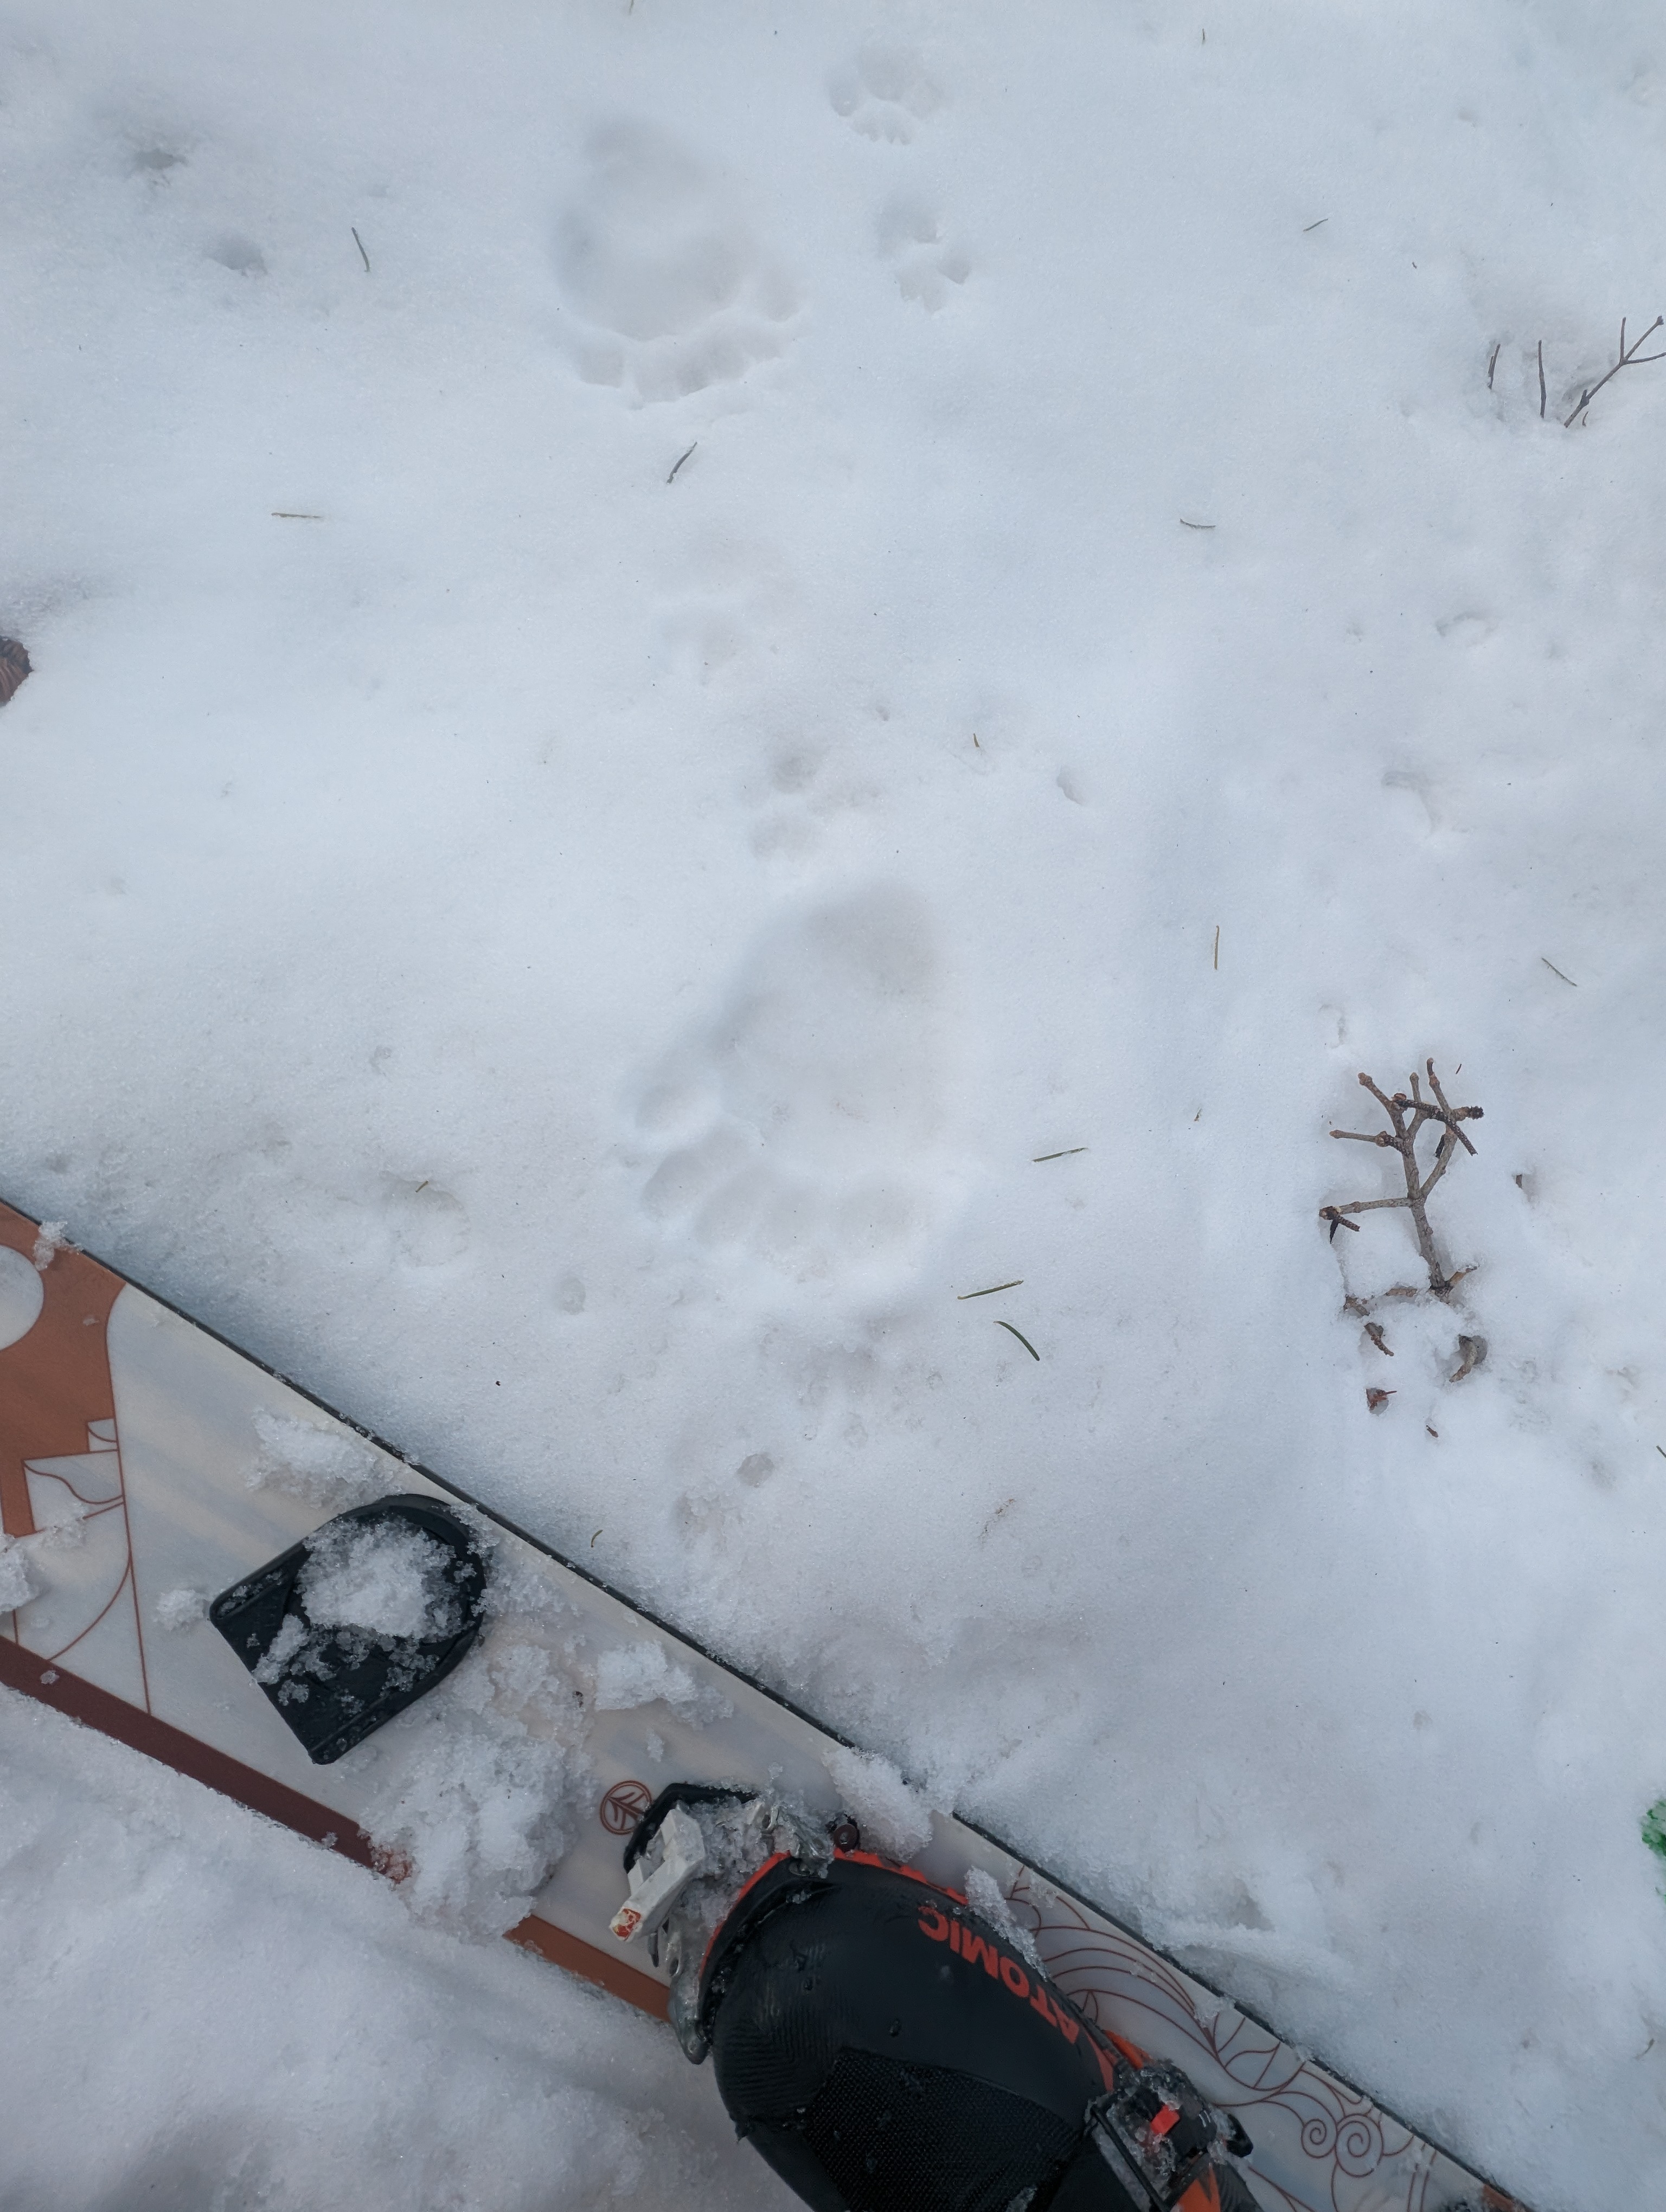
667;441;698;484
1541;956;1577;986
1180;518;1216;530
1321;1059;1482;1296
1033;1147;1087;1162
1303;218;1328;233
351;227;370;273
1487;343;1500;390
1537;340;1546;420
1363;1321;1393;1357
958;1281;1022;1300
1212;924;1220;970
1564;314;1665;427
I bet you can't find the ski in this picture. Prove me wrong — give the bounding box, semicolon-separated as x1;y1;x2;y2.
0;1198;1522;2212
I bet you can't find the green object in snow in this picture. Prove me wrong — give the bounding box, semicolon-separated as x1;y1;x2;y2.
1642;1800;1666;1863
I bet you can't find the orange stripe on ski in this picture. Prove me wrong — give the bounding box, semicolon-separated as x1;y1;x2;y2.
0;1637;673;2020
0;1635;385;1866
505;1914;669;2017
0;1203;123;1540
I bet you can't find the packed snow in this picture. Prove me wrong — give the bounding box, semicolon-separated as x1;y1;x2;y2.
297;1516;465;1643
592;1637;732;1724
4;3;1666;2206
247;1403;400;1509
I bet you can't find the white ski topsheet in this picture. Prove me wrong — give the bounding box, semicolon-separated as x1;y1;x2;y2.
0;1220;1507;2212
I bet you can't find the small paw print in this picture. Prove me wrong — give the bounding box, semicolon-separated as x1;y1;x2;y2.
830;46;943;143
879;201;970;312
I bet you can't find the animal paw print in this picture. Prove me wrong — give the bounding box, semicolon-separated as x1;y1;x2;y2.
554;121;799;403
879;200;970;312
630;888;954;1290
829;45;943;143
379;1176;469;1267
745;743;885;867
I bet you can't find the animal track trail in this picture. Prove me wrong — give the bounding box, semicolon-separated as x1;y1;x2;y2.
879;200;971;313
631;888;956;1292
554;122;798;403
827;48;969;308
829;45;944;143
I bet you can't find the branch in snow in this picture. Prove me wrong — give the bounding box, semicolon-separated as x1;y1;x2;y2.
1564;315;1666;428
1321;1059;1482;1297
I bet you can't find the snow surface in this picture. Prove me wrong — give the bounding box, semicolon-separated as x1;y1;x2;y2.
0;1693;783;2212
4;2;1666;2205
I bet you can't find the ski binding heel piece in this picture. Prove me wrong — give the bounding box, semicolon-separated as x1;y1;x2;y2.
610;1802;707;1943
209;1496;488;1765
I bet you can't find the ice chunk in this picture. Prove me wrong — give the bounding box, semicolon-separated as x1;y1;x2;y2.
247;1409;395;1510
153;1586;209;1632
0;1537;39;1612
822;1744;933;1861
357;1705;575;1939
30;1221;67;1271
593;1639;732;1725
964;1865;1040;1968
252;1612;310;1688
298;1517;463;1643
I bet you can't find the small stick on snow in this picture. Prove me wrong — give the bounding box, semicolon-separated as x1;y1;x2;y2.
1564;315;1666;427
1321;1059;1482;1296
1487;343;1500;389
1180;518;1216;530
1363;1322;1393;1356
1033;1147;1087;1162
1537;340;1547;420
1212;924;1220;970
1303;218;1328;233
1541;957;1577;986
352;227;371;273
958;1281;1023;1300
272;512;324;520
667;442;698;485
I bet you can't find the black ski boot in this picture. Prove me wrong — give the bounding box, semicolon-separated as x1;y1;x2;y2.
611;1784;1258;2212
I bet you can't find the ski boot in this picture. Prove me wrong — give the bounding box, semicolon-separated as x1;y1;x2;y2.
609;1782;1259;2212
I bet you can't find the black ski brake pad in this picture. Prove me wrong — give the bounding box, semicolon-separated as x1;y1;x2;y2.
210;1495;488;1764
